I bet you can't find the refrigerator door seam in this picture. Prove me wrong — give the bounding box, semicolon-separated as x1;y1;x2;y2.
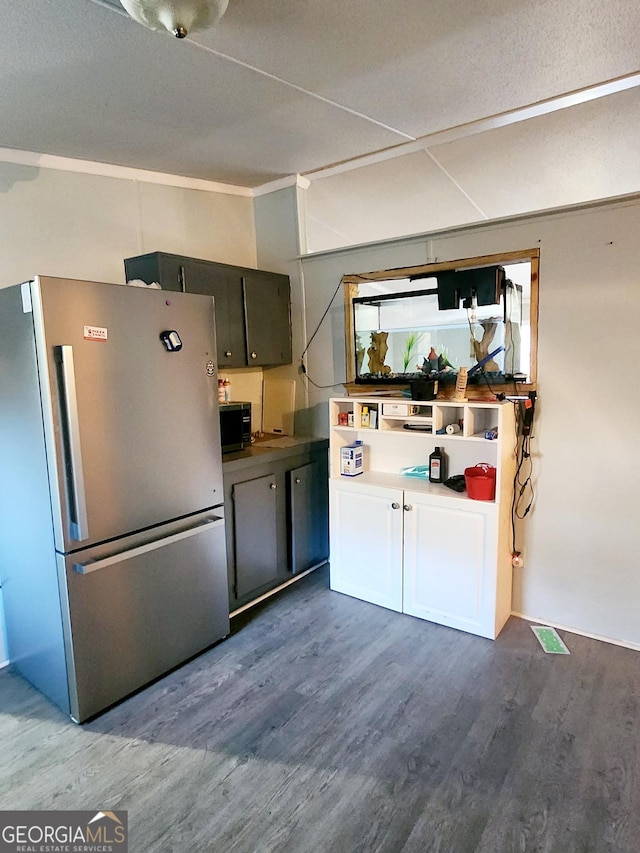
30;278;67;551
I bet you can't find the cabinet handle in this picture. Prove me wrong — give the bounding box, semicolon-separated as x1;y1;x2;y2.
178;265;186;293
225;350;232;358
270;483;277;490
250;351;257;359
295;478;301;484
403;504;413;512
391;502;400;510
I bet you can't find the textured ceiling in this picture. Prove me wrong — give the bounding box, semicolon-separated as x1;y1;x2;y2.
1;0;639;188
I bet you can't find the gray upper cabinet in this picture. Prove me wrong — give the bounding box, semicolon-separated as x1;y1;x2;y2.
124;252;292;368
186;261;246;368
243;270;291;366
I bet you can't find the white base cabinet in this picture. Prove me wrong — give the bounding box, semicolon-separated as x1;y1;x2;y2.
328;396;516;640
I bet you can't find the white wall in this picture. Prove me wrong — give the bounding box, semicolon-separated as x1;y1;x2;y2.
253;184;313;433
304;86;640;254
294;197;640;649
0;162;256;287
0;159;257;667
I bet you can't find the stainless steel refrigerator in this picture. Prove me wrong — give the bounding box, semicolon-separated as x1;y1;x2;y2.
0;276;229;722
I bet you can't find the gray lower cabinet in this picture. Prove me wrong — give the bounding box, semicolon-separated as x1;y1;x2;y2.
123;251;292;368
223;443;329;611
231;472;281;599
289;462;328;575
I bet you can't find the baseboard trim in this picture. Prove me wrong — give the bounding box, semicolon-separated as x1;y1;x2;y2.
0;658;10;670
230;561;328;619
512;611;640;653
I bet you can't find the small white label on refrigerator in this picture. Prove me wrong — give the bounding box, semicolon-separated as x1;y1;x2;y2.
83;325;108;341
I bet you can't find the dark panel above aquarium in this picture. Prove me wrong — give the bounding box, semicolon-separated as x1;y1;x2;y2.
434;266;505;311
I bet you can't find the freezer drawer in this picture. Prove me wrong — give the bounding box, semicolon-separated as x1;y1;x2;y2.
61;512;229;723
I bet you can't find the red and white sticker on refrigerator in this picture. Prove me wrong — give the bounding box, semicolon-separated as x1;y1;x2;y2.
83;325;108;341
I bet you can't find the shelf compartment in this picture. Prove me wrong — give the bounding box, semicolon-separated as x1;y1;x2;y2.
331;399;356;428
359;403;379;430
380;416;433;433
433;404;465;435
465;405;499;438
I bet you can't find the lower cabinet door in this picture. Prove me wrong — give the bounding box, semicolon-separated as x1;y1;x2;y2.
232;474;280;598
289;461;328;574
402;492;498;638
329;479;403;612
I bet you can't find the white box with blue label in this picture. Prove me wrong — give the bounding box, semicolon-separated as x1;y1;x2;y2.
340;440;364;476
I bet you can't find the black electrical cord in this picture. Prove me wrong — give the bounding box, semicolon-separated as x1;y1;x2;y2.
480;368;499;398
300;364;347;390
511;401;535;555
299;278;349;389
515;435;534;519
300;278;343;362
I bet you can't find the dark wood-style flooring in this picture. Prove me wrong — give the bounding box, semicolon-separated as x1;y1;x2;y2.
1;566;639;852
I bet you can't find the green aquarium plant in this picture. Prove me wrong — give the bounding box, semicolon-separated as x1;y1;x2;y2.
401;331;423;372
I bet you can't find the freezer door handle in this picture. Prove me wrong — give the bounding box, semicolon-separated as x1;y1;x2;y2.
57;345;89;542
72;516;225;575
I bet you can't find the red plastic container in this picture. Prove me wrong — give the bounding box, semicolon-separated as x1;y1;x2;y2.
464;463;496;501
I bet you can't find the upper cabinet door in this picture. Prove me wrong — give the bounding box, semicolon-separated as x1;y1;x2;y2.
124;253;292;368
182;261;246;368
243;271;292;366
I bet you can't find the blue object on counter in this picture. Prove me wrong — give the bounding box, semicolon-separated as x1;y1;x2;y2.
401;465;431;479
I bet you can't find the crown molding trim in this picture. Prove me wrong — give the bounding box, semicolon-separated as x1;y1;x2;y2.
301;71;640;183
252;174;311;197
0;147;252;196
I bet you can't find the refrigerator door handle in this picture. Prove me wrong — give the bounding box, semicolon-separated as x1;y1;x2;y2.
57;345;89;542
72;516;225;575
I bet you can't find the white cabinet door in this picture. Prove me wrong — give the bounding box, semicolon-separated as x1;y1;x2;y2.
329;479;403;612
402;492;498;638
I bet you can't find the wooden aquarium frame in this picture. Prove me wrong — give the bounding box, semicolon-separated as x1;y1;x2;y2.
342;249;539;399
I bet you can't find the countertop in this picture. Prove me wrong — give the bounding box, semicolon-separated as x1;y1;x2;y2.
221;434;329;474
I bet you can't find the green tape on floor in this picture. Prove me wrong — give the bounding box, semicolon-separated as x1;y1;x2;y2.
531;625;570;654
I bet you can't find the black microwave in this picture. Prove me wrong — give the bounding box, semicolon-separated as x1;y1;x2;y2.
219;401;252;453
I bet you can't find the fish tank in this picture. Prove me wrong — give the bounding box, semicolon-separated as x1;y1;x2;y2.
352;261;532;386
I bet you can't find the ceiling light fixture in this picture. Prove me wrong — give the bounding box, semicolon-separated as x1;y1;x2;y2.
119;0;229;38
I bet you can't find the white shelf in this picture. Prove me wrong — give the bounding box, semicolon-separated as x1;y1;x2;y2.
381;415;433;423
331;470;494;504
